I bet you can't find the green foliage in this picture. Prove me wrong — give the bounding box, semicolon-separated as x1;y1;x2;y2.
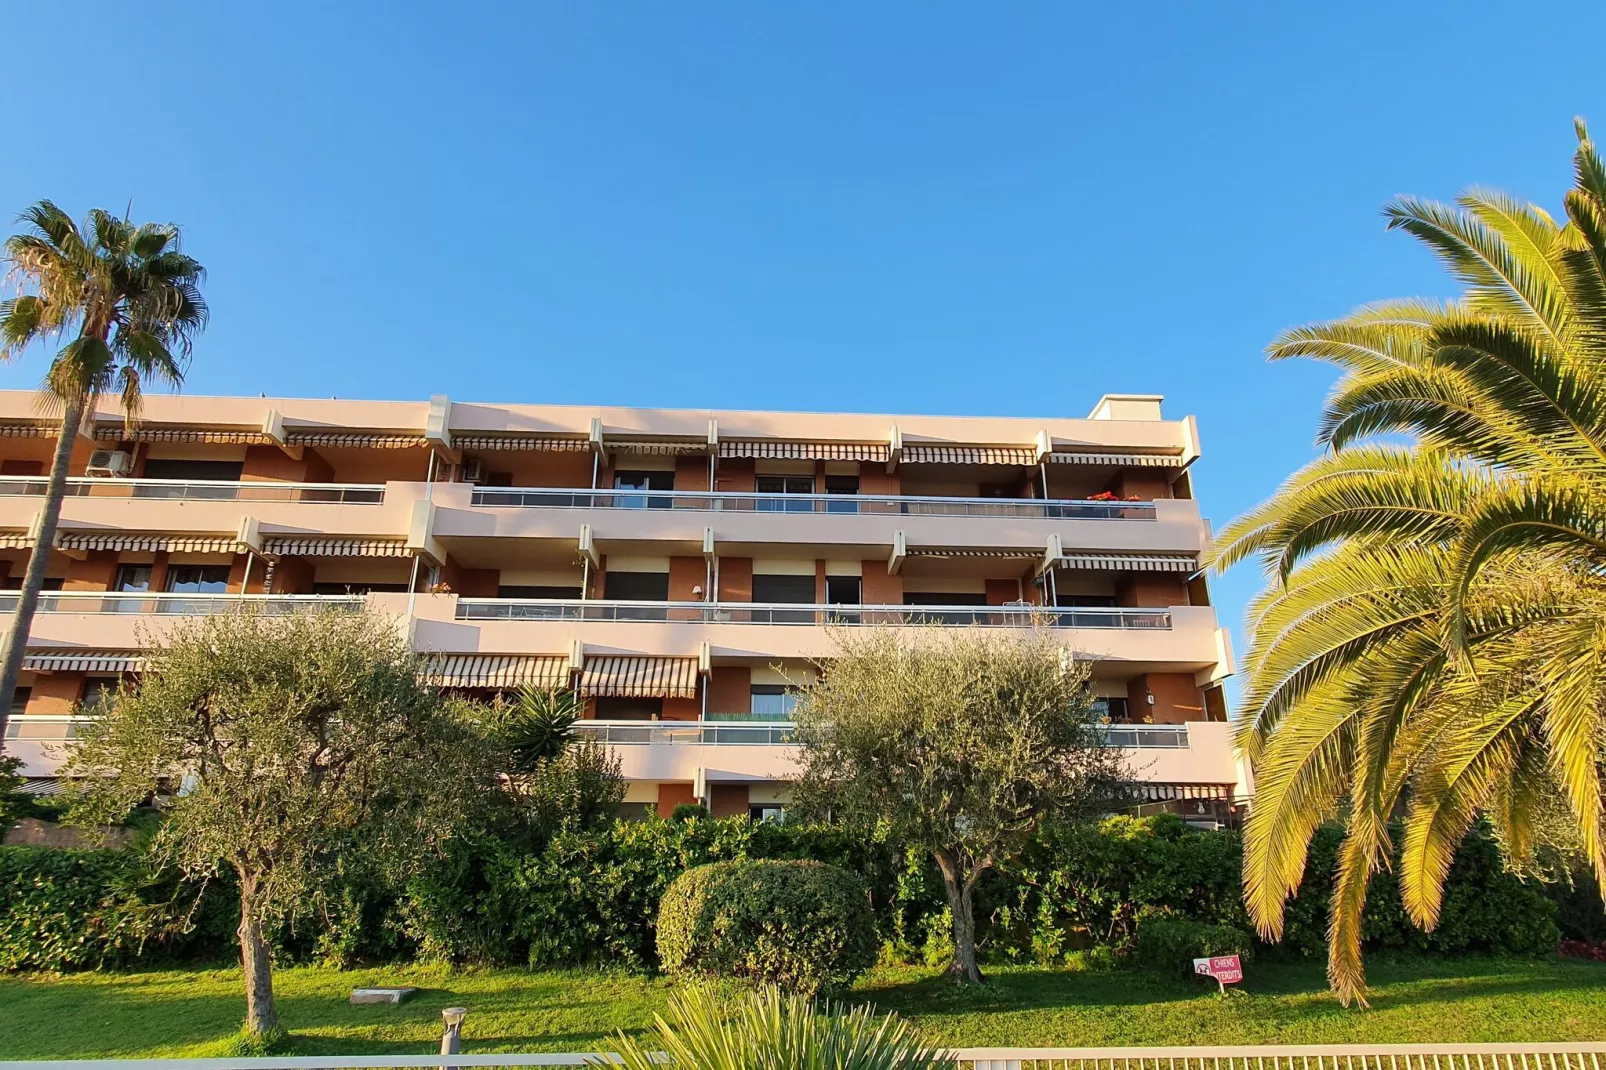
1133;913;1253;976
494;686;582;771
611;986;951;1070
0;755;25;827
670;803;710;822
658;860;878;995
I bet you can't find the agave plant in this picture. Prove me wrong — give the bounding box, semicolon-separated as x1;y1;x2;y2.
497;685;583;773
606;986;951;1070
1213;119;1606;1005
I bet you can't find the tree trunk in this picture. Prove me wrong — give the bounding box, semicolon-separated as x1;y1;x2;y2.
237;879;280;1038
934;850;984;985
0;396;87;746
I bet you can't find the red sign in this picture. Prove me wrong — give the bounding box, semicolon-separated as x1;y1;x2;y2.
1193;955;1243;986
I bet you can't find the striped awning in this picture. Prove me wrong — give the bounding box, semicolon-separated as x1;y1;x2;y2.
0;423;53;438
906;546;1041;559
1049;451;1184;468
1055;553;1197;573
609;440;710;456
1142;783;1231;802
719;441;889;462
282;432;428;449
580;655;699;699
0;531;31;549
902;445;1037;466
452;435;589;452
57;532;240;554
262;536;411;558
23;649;146;673
93;426;271;445
424;654;570;689
20;778;69;797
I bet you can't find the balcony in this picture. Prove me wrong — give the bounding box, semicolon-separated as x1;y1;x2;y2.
0;477;385;504
428;483;1208;558
5;592;365;650
574;720;795;745
454;599;1171;629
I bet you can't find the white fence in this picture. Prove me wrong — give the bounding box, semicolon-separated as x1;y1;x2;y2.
2;1044;1604;1070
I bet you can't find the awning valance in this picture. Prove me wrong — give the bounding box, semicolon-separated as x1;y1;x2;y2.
262;537;411;558
57;533;240;554
580;655;699;699
609;440;709;456
906;547;1040;559
0;531;32;549
1055;553;1197;573
719;441;889;462
902;445;1036;466
0;423;53;439
93;426;271;445
1141;783;1231;801
282;432;427;450
23;649;145;673
425;654;570;689
1049;451;1184;468
452;435;589;452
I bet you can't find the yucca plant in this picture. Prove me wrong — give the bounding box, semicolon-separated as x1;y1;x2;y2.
605;986;952;1070
1213;118;1606;1005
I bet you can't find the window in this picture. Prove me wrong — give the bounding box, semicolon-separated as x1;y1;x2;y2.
164;565;230;593
752;574;814;603
749;684;797;720
113;565;152;592
1057;594;1116;607
142;459;245;481
756;475;814;512
824;575;860;604
311;582;409;595
595;696;662;720
10;686;30;717
903;591;985;624
613;470;673;508
604;571;670;601
824;475;860;514
748;804;786;823
82;677;120;708
1092;697;1131;722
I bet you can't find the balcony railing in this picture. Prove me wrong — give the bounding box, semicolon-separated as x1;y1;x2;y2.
5;592;366;615
573;720;794;745
568;720;1189;748
470;486;1156;520
0;476;385;503
1097;723;1189;748
455;599;1171;629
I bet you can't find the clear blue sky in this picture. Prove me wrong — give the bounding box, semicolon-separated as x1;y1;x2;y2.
3;2;1604;672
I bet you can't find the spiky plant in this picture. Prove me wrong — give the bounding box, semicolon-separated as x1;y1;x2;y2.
0;202;206;739
1213;118;1606;1005
606;986;952;1070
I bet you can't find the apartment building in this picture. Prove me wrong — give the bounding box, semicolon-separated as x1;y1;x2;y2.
0;390;1244;822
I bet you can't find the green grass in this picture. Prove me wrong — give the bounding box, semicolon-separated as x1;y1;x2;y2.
0;956;1603;1059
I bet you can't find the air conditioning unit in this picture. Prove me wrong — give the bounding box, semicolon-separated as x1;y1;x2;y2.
85;450;132;477
460;457;486;484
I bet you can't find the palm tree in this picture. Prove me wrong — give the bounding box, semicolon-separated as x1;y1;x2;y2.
1213;119;1606;1005
496;685;583;773
0;202;207;742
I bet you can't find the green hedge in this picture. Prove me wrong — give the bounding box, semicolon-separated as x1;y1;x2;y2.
658;859;877;994
1133;913;1253;976
0;814;1562;974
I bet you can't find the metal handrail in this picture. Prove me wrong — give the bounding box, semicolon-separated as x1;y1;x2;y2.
7;592;365;615
0;476;385;503
1096;723;1190;748
470;485;1156;520
573;720;795;745
454;599;1172;629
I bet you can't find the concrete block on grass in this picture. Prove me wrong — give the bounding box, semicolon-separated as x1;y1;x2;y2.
350;987;419;1005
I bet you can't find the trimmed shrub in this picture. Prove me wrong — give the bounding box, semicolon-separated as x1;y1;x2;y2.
658;859;877;994
1133;912;1252;976
669;803;709;822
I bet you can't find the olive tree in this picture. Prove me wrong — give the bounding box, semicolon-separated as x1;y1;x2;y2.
65;609;492;1041
792;625;1129;984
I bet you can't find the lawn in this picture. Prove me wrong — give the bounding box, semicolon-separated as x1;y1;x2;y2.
0;956;1603;1059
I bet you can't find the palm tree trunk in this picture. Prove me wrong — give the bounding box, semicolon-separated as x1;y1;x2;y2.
238;875;280;1038
0;396;87;747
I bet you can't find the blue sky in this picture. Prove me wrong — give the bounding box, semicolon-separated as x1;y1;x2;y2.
3;2;1604;672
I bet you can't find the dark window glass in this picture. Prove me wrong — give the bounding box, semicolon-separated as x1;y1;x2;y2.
81;677;120;708
903;592;987;606
595;697;663;720
824;475;860;513
1057;594;1117;607
752;574;815;603
142;459;245;481
498;585;583;599
164;565;230;593
113;565;152;592
750;684;797;719
604;571;670;601
748;804;786;823
1093;697;1131;722
825;575;861;605
10;686;30;716
756;475;814;512
311;582;408;595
